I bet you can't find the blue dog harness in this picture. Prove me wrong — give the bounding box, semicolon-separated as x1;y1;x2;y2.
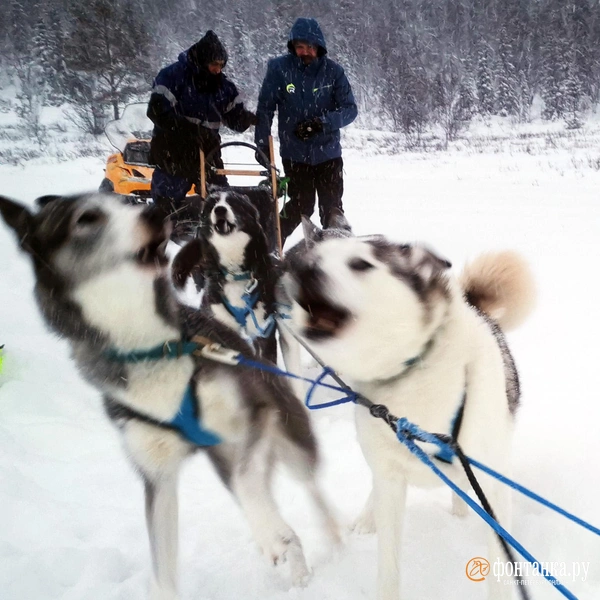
104;339;221;447
220;277;276;342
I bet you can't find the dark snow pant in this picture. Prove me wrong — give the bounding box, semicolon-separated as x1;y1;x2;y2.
150;167;227;221
280;157;344;244
151;169;198;219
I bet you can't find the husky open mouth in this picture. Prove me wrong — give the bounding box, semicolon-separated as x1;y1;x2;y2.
297;288;350;340
214;218;235;235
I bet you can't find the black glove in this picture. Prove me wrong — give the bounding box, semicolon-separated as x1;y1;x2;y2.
196;124;218;152
255;145;271;169
294;118;323;140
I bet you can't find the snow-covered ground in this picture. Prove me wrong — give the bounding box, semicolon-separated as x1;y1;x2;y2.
1;114;600;600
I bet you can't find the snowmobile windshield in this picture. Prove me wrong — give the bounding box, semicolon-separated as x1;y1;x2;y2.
104;103;153;152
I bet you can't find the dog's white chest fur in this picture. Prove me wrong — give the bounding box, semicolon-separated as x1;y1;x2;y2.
211;230;250;271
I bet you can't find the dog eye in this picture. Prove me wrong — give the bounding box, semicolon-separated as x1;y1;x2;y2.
75;209;104;227
348;258;374;272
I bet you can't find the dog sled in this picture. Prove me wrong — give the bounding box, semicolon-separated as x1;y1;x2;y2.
99;105;284;253
200;138;283;255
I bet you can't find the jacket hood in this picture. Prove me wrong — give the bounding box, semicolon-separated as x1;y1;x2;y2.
287;18;327;56
185;30;228;71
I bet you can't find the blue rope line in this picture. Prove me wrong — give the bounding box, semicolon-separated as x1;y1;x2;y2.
236;356;357;406
395;427;578;600
235;353;600;555
468;457;600;537
305;366;357;409
398;418;600;538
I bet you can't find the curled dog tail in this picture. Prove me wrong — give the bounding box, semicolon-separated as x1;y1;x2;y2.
460;251;536;331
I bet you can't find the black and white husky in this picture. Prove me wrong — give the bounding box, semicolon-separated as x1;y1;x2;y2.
283;220;535;600
0;194;339;600
174;190;280;362
172;190;352;397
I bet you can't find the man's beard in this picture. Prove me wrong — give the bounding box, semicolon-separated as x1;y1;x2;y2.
194;69;223;93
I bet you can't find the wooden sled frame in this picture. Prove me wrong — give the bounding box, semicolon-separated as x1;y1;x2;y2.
200;136;282;255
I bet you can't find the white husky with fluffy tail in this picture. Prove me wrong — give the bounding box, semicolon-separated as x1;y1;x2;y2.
283;222;535;600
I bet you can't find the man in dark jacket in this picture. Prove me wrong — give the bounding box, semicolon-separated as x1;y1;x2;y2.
147;30;255;218
255;18;357;245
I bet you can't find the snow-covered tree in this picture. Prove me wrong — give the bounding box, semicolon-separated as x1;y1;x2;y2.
476;44;495;116
496;27;519;117
64;0;153;120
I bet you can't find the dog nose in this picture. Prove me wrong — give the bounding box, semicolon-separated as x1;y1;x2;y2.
214;205;228;218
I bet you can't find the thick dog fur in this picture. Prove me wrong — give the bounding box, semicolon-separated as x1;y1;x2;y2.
0;193;339;600
460;250;536;331
283;226;535;600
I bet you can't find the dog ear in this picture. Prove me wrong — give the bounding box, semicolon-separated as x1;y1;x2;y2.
35;195;62;208
326;208;352;233
407;245;452;284
301;216;321;242
0;196;35;253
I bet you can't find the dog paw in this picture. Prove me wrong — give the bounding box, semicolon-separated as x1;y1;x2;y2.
291;566;312;588
261;534;291;566
261;533;310;586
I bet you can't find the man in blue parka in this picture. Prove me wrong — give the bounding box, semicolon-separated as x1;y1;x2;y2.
148;31;255;219
255;18;357;244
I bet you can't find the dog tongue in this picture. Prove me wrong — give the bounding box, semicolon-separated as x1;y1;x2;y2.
216;218;231;234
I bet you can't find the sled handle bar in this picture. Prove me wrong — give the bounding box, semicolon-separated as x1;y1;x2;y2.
204;141;278;175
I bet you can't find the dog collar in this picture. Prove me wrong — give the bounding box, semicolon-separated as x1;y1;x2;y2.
370;335;437;387
220;267;253;281
103;339;200;362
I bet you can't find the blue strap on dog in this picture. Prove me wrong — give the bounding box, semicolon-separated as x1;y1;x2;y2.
103;339;199;362
220;281;276;341
169;384;221;446
103;340;221;447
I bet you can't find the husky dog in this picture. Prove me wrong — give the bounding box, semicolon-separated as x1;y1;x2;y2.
0;194;339;600
173;190;280;362
283;221;535;600
172;191;352;394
